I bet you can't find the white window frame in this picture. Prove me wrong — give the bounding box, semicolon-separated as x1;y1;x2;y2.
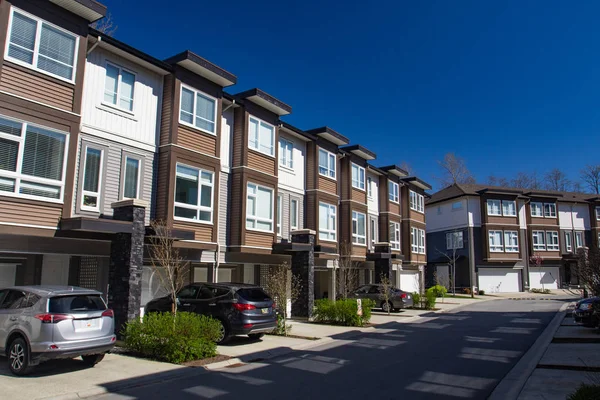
80;144;104;212
390;222;401;250
247;115;275;157
173;163;214;224
532;230;546;251
318;202;336;242
531;202;543;217
502;200;517;217
103;61;136;113
419;229;425;254
351;163;365;191
544;203;557;218
565;231;573;253
411;227;425;254
0;115;68;204
276;194;282;236
121;154;142;200
352;211;366;245
5;7;79;83
389;181;399;203
546;231;559;251
487;200;502;216
576;231;584;249
446;231;464;250
318;148;336;179
278;137;294;169
290;198;298;231
178;84;218;135
596;206;600;221
504;231;519;253
409;190;424;212
488;230;504;252
367;177;373;198
246;183;274;232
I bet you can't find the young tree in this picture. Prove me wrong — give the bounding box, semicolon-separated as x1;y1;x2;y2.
378;274;394;314
581;164;600;194
511;172;531;189
337;241;359;299
399;161;414;176
544;168;571;191
148;220;187;315
436;231;461;297
91;12;118;36
488;176;509;187
263;262;302;336
575;245;600;297
530;253;544;292
435;153;476;188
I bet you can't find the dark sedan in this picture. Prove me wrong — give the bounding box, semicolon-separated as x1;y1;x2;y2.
573;297;600;327
351;284;414;312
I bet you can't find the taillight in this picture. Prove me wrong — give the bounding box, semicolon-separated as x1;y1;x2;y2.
101;309;114;318
400;293;407;299
232;303;256;311
35;314;73;323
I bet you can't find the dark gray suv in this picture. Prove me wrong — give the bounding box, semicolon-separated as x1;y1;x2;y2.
0;286;116;375
351;284;414;312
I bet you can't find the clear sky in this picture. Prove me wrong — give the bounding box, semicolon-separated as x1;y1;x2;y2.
99;0;600;190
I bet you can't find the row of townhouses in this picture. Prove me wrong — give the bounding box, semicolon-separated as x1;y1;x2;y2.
426;183;600;293
0;0;431;330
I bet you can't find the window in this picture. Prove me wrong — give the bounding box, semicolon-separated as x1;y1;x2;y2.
319;202;336;241
318;149;336;178
370;219;378;246
0;116;67;202
174;164;214;223
531;202;543;217
351;163;365;190
246;183;273;231
279;138;293;169
6;9;78;81
411;227;425;254
367;177;373;198
290;199;298;231
352;211;366;245
104;63;135;112
410;190;424;212
565;231;573;253
487;200;501;216
389;181;399;203
419;229;425;254
504;231;519;252
390;222;400;250
544;203;557;218
546;231;559;251
576;231;584;248
452;201;462;211
502;200;517;216
122;156;141;199
532;231;546;251
81;145;103;211
488;230;504;252
0;290;26;309
596;207;600;221
179;86;217;134
446;231;464;250
276;194;282;236
248;116;275;156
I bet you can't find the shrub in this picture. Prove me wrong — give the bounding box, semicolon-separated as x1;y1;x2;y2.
463;288;472;295
530;288;552;294
412;292;421;308
123;312;220;363
272;313;292;336
567;384;600;400
428;285;448;298
478;290;485;295
424;290;437;310
313;298;375;326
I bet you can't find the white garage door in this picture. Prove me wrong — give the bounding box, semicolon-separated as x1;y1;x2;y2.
400;271;420;293
478;268;521;293
529;267;559;290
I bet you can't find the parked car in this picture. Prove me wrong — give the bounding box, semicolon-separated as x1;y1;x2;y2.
351;284;414;312
573;297;600;327
145;283;277;344
0;286;115;376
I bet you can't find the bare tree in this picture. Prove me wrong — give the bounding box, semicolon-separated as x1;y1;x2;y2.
487;176;509;187
91;12;118;36
544;168;571;191
148;220;187;315
511;172;531;189
436;231;462;297
263;262;302;336
378;274;394;314
529;171;543;190
399;162;414;176
435;153;476;187
337;241;359;299
530;253;544;292
581;165;600;194
571;181;584;193
575;246;600;297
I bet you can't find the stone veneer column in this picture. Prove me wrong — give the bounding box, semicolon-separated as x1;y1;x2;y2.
290;229;315;319
373;242;393;283
108;199;148;336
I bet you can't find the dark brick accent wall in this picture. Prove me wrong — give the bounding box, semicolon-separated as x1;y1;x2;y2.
290;232;315;318
373;243;392;282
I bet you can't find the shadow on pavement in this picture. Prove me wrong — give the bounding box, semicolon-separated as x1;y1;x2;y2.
0;356;93;378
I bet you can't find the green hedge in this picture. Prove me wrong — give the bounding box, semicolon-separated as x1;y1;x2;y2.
428;285;448;298
123;312;221;363
568;384;600;400
412;292;421;308
313;298;375;326
424;288;437;310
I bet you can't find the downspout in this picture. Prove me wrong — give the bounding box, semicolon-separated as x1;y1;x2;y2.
87;36;101;55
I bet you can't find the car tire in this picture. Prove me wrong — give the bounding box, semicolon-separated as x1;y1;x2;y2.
81;354;105;367
216;319;231;345
381;301;392;313
8;337;33;376
248;333;265;340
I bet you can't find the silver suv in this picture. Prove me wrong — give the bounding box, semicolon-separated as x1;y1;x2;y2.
0;286;116;375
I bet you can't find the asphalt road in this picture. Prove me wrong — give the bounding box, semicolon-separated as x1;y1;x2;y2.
92;298;570;400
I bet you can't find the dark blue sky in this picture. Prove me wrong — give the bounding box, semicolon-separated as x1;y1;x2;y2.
100;0;600;190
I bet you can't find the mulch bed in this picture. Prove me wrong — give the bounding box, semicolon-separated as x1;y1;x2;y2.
183;355;232;367
266;333;320;340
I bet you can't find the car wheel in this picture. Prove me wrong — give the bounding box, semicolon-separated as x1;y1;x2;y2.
81;354;105;367
381;301;392;313
8;337;33;376
215;319;231;345
248;333;265;340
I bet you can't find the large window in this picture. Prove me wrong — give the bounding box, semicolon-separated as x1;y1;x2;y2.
179;86;217;134
419;229;425;254
565;231;573;253
246;183;273;231
446;231;464;250
279;138;293;169
546;231;559;251
6;8;78;81
81;145;103;211
576;231;584;249
488;230;504;252
544;203;557;218
0;116;67;202
390;222;401;250
318;149;336;178
248;116;274;156
318;202;336;241
276;195;282;236
174;164;214;223
596;207;600;221
532;231;546;251
389;181;399;203
410;190;424;212
530;202;543;217
504;231;519;253
367;177;373;198
411;227;425;254
486;200;501;216
502;200;517;216
122;155;141;199
351;163;365;190
290;199;298;230
104;63;135;112
352;211;366;245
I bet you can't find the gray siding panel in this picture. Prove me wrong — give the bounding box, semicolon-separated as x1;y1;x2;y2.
219;171;230;246
277;189;304;241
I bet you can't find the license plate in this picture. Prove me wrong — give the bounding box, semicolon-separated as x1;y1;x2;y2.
74;318;100;330
261;308;269;314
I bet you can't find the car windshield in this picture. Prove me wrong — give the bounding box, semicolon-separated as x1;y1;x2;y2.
237;288;271;302
49;295;107;313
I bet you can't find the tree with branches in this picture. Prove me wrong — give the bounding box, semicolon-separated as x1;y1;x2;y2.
91;12;118;36
575;245;600;297
544;168;571;191
263;262;302;336
378;274;394;315
581;165;600;195
337;241;359;299
530;253;544;292
435;153;476;188
436;231;462;297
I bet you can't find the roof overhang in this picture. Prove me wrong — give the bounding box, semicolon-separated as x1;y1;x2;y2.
366;163;385;175
402;176;432;191
235;88;291;116
341;144;376;160
280;122;316;142
60;217;132;234
476;188;522;197
164;51;237;87
306;127;349;146
524;191;563;199
380;165;409;178
50;0;106;22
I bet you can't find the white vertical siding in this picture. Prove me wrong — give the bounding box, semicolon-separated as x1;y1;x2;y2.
467;196;482;227
559;203;591;230
367;172;379;215
277;189;304;241
278;132;305;194
221;109;234;171
425;198;470;232
41;255;70;285
518;200;527;229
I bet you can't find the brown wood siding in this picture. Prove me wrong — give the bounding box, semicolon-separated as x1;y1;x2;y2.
487;216;518;225
232;108;246;167
389;201;401;215
319;176;337;194
530;217;555;226
410;211;425;223
0;198;61;228
340;159;350;200
488;252;520;261
0;64;74;111
352;188;366;203
177;124;217;156
155;151;170;221
538;251;561;259
246;231;274;247
173;221;213;242
306;144;316;189
352;246;367;257
160;75;174;146
247;150;276;175
305;193;317;231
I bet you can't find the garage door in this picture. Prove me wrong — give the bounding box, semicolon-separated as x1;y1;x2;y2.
478;268;521;293
400;271;420;293
529;267;559;290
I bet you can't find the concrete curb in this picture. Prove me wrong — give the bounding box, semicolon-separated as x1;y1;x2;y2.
487;301;574;400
